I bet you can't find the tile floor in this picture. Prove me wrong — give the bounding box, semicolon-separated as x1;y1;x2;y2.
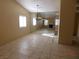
0;29;79;59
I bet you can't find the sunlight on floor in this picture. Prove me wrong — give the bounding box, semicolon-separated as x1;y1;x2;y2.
41;33;55;38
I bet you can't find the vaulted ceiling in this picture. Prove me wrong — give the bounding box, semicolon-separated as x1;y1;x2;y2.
16;0;60;18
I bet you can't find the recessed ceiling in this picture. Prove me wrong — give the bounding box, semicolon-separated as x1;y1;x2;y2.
16;0;60;12
39;12;59;18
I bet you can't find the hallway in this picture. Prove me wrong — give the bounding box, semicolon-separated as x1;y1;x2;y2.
0;29;79;59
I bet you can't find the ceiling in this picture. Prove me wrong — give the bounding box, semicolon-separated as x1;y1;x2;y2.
16;0;60;12
16;0;60;18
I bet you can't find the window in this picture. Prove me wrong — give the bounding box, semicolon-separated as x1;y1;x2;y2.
44;20;48;25
19;16;27;28
55;19;60;25
33;17;37;26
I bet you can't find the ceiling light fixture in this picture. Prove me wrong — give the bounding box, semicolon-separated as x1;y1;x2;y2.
36;4;42;20
36;4;39;20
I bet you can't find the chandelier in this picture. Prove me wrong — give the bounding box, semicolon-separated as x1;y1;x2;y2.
36;4;39;20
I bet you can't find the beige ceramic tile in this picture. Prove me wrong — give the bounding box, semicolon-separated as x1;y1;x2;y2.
0;29;79;59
